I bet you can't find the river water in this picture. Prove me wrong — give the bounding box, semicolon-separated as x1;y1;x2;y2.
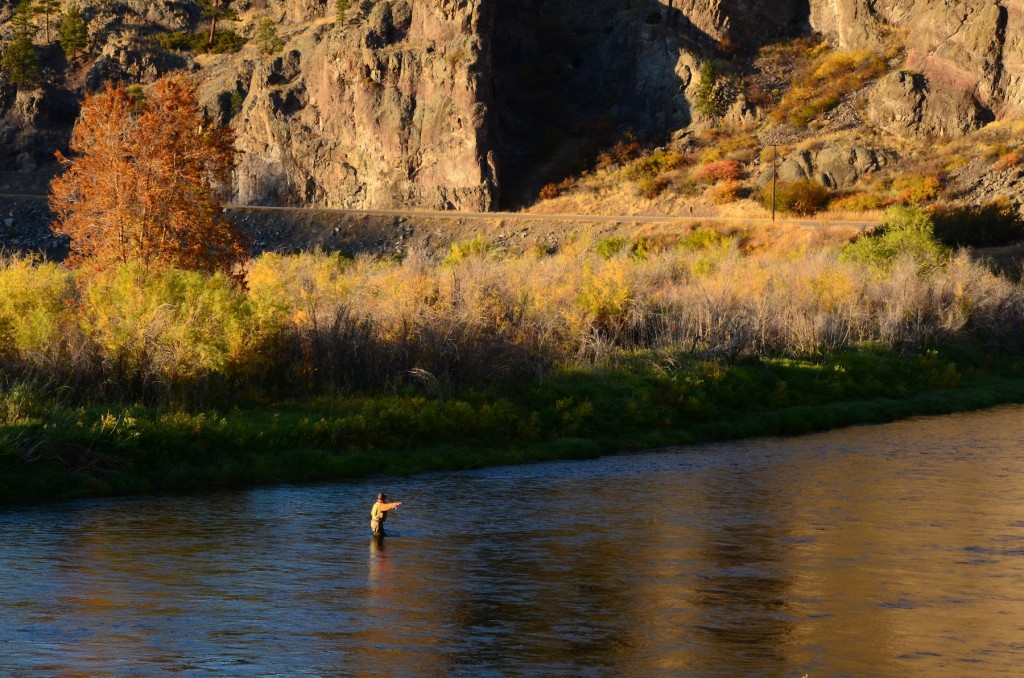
2;406;1023;676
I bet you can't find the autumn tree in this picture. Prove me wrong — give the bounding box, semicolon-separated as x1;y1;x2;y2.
60;3;89;60
2;1;41;87
50;77;249;279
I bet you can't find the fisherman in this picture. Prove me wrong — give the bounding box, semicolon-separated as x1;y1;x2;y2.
370;492;402;537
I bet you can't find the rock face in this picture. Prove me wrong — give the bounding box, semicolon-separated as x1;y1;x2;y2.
673;0;809;44
809;0;1024;115
219;0;498;210
867;71;992;139
0;0;1022;210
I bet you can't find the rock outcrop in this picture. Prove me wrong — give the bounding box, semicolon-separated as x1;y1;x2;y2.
809;0;1024;116
215;0;498;210
763;145;896;189
867;70;992;139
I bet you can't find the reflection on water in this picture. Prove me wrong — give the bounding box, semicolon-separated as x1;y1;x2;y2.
2;405;1024;675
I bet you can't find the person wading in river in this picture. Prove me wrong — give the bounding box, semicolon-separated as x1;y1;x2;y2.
370;492;402;537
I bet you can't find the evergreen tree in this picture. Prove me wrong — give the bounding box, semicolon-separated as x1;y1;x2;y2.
33;0;61;43
2;1;41;87
694;61;719;119
254;16;283;55
60;2;90;60
199;0;236;46
335;0;349;23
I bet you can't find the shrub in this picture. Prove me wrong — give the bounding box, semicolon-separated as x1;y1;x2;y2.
692;159;744;183
637;175;669;199
678;226;730;251
829;192;890;212
761;179;830;216
595;132;641;170
994;150;1023;171
707;180;744;205
772;46;885;128
931;200;1024;248
625;150;687;181
840;206;951;272
157;30;245;54
595;237;627;260
443;235;492;267
892;174;942;205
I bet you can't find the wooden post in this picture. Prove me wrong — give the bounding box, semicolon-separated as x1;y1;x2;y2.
771;144;777;223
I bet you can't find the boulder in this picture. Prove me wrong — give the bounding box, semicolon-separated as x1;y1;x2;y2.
867;70;990;139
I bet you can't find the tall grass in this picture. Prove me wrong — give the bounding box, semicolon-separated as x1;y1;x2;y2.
1;232;1022;410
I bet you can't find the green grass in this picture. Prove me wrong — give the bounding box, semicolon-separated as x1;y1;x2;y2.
2;344;1023;504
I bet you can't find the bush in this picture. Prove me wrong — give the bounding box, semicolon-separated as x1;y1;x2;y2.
931;200;1024;248
157;30;245;54
840;206;951;271
707;180;744;205
892;174;943;205
678;226;730;251
595;237;627;260
625;150;687;181
829;192;890;212
692;159;744;183
761;179;830;216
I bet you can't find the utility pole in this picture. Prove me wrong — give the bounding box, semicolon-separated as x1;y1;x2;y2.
771;144;777;223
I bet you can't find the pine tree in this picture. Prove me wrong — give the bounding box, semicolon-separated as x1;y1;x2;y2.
2;1;41;87
199;0;236;47
33;0;61;43
254;16;283;55
60;3;90;60
335;0;349;23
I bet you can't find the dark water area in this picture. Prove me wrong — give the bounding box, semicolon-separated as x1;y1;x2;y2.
2;406;1024;676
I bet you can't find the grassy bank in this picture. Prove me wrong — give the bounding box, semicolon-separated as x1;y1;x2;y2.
3;344;1023;504
2;209;1023;503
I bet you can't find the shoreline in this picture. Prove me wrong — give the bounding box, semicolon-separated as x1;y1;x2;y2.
4;351;1023;506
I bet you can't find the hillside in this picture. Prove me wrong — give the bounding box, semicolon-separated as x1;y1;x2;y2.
0;0;1021;226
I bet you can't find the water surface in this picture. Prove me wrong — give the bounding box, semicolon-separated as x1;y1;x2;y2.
2;406;1024;676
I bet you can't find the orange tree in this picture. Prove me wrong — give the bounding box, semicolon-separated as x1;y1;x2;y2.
50;76;249;279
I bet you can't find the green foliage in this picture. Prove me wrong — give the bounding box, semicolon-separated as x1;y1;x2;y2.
81;263;256;380
255;17;283;55
157;29;245;54
595;237;627;260
0;257;70;353
678;226;730;251
931;200;1024;249
229;89;245;116
761;179;830;216
840;206;952;272
2;1;41;87
694;61;719;118
443;235;492;267
336;0;349;22
59;2;89;59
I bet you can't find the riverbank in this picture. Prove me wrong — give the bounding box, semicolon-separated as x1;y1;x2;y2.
3;345;1024;504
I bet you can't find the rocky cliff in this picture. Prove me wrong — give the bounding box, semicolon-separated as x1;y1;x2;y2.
0;0;1021;212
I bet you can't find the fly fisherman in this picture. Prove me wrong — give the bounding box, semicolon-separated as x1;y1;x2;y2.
370;492;402;537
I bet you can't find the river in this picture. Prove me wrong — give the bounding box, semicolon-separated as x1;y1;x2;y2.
2;405;1023;676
